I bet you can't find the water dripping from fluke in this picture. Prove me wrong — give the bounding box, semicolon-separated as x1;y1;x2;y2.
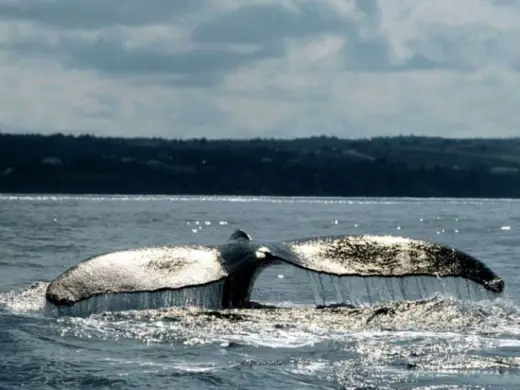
40;271;504;318
41;275;499;318
303;272;500;309
43;281;226;318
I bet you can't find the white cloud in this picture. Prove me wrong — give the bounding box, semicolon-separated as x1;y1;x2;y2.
0;0;519;138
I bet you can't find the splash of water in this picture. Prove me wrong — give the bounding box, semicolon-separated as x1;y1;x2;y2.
0;281;48;313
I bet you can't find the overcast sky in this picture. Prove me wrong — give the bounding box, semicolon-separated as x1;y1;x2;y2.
1;0;519;139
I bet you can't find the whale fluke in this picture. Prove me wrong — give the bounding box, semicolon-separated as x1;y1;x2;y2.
45;241;255;307
273;235;504;293
45;230;505;315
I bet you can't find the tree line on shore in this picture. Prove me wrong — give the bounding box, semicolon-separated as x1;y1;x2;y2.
1;132;520;198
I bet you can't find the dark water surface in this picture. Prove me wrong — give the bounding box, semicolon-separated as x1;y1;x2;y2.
1;195;519;389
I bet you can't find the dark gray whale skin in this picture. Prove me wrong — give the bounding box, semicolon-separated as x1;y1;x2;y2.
45;229;505;309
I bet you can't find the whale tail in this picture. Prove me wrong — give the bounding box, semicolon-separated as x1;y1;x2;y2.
44;230;505;316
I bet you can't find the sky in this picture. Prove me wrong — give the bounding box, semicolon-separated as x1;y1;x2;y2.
1;0;520;139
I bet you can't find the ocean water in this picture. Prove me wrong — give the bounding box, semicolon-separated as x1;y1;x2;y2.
0;195;519;390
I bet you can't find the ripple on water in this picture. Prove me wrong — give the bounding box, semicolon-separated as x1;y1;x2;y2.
2;282;520;389
42;297;519;349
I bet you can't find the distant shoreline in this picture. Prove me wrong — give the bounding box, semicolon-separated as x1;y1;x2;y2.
2;133;520;199
1;192;519;200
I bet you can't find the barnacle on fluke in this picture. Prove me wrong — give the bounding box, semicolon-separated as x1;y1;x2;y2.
45;229;504;317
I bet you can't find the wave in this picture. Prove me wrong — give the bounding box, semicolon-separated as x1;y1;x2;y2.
1;194;519;204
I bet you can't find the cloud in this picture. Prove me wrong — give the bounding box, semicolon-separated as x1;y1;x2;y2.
0;0;520;139
191;2;454;72
191;3;347;44
7;34;284;87
0;0;207;29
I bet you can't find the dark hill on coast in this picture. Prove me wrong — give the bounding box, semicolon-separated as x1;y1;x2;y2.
1;133;520;198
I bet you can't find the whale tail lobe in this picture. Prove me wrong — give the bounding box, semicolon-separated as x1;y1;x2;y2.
265;234;504;293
